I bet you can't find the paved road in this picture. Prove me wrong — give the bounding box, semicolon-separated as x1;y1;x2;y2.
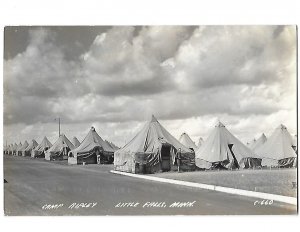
3;155;297;215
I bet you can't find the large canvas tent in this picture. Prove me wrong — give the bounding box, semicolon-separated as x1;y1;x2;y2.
68;127;115;165
255;124;297;168
45;134;74;161
23;139;38;156
179;133;197;151
72;137;81;148
114;115;195;174
249;133;267;152
197;137;204;148
17;140;29;156
195;121;261;170
31;136;52;158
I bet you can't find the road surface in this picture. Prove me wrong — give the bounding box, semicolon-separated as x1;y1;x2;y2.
3;155;297;215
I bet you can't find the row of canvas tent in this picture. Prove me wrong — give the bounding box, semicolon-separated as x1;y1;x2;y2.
4;115;297;174
114;116;296;173
4;136;74;158
4;130;119;165
178;122;297;170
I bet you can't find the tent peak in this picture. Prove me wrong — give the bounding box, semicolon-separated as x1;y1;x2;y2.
277;124;287;130
150;115;158;123
215;121;225;128
91;126;96;131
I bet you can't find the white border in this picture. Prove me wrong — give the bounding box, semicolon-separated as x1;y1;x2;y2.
1;0;299;232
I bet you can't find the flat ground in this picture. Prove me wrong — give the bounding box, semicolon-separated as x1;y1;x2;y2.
3;155;297;216
150;168;297;197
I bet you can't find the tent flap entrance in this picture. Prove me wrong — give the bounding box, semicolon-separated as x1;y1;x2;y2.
161;144;171;172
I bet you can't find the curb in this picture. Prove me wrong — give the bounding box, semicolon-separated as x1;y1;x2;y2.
110;170;297;205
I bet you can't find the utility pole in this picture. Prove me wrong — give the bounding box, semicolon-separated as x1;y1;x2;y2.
55;118;61;137
59;117;61;137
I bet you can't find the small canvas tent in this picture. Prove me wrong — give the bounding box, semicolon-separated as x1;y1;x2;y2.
15;142;22;156
68;127;115;165
195;121;261;170
17;140;29;156
72;137;81;148
3;144;8;155
114;115;195;174
3;145;8;155
23;139;39;156
31;136;52;158
13;143;19;155
255;124;297;168
197;137;204;148
7;145;12;155
179;133;197;151
45;134;74;161
249;133;267;152
9;144;16;155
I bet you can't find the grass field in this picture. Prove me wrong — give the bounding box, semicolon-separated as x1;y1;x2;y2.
150;168;297;197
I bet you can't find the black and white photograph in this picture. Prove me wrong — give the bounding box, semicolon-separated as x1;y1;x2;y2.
2;25;297;216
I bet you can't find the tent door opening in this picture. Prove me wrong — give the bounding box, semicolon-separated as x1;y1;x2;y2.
161;144;171;171
228;144;240;169
96;148;104;164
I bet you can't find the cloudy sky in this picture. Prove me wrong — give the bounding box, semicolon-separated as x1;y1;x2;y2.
3;26;297;147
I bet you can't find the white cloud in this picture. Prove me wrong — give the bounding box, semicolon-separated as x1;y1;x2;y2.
3;26;297;146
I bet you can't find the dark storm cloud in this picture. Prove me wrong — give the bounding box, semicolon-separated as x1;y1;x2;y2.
4;26;112;60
